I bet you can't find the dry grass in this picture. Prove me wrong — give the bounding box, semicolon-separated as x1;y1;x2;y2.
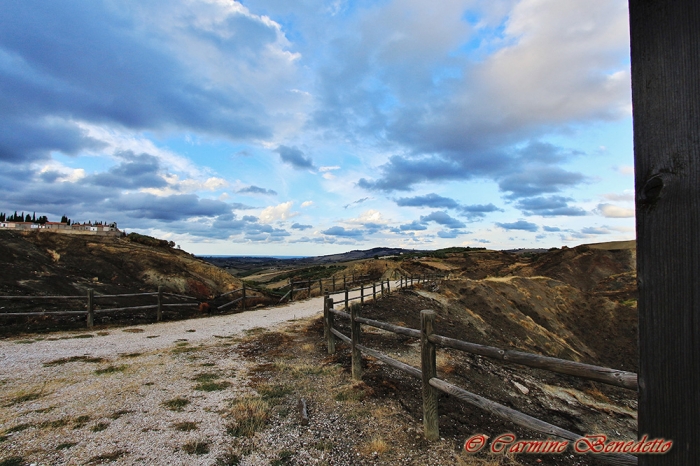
360;436;390;456
161;397;190;411
182;440;209;455
226;397;269;437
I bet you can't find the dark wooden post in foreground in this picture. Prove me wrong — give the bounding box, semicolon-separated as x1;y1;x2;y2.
325;296;335;355
350;303;362;380
157;286;163;321
86;289;94;328
421;310;439;440
630;2;700;463
345;288;349;311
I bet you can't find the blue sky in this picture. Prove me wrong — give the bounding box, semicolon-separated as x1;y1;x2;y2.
0;0;635;255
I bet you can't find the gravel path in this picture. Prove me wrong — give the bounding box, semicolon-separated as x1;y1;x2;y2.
0;281;411;466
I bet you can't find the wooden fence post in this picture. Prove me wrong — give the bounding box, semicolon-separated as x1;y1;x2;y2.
421;310;439;440
319;279;323;296
386;279;390;294
345;288;349;311
308;280;311;298
343;275;346;289
289;279;294;302
242;283;246;311
323;293;329;340
326;297;335;355
350;303;362;380
380;280;384;297
373;282;376;301
157;286;163;322
86;289;94;328
360;284;364;305
630;3;700;462
332;276;336;292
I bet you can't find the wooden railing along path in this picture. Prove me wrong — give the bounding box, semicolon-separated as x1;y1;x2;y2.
0;284;254;328
323;296;639;466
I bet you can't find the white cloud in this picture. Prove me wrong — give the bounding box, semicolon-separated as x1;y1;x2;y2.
597;203;634;218
346;209;389;225
603;190;634;202
259;201;298;223
319;166;341;172
617;165;635;175
301;200;314;208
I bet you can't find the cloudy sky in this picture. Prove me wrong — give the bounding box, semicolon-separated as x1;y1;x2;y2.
0;0;635;255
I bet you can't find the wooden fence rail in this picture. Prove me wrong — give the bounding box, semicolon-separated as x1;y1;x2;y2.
0;283;256;328
323;299;638;466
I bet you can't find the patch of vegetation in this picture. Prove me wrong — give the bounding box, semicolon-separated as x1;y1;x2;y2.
96;331;110;336
182;440;209;455
68;333;95;339
5;423;33;433
193;372;220;383
215;451;241;466
14;339;36;344
0;457;25;466
271;450;294;466
122;328;144;333
94;365;127;375
127;232;175;249
313;440;334;451
162;397;190;411
172;421;198;431
334;383;371;402
44;355;105;366
257;384;292;402
109;410;133;420
73;415;90;428
56;442;77;450
200;362;216;367
226;397;269;437
40;419;69;429
91;422;109;432
7;384;47;406
119;352;141;358
86;450;127;464
195;380;231;392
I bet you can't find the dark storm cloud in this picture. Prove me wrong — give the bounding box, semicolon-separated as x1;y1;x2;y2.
496;220;539;232
84;152;167;189
395;193;460;209
321;226;364;238
0;0;277;164
543;226;562;232
237;185;278;196
107;193;231;221
276;145;315;170
419;211;466;229
398;221;427;231
515;196;587;217
498;166;586;200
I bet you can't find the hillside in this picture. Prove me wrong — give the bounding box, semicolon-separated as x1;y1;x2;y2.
0;230;250;334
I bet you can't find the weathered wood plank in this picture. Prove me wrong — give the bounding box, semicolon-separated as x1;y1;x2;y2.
355;343;421;379
429;378;637;466
421;310;439;441
330;327;351;344
354;315;421;339
630;2;700;463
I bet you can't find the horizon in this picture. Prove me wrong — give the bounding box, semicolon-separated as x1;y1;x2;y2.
0;1;635;256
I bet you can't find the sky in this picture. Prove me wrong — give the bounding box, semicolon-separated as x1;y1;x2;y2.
0;0;635;256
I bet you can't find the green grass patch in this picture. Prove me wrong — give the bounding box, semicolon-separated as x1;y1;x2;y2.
182;440;209;455
119;352;142;358
172;421;198;431
109;410;133;420
94;364;127;375
86;450;127;464
0;457;25;466
257;384;293;402
271;450;294;466
15;339;36;344
192;372;220;383
56;442;77;450
90;422;109;432
40;419;69;429
73;415;90;428
194;381;231;392
5;423;33;434
162;397;190;411
44;356;105;366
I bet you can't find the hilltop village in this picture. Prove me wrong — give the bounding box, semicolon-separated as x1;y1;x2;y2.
0;212;121;237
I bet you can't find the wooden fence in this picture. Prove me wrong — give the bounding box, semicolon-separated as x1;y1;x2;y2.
281;273;371;302
323;297;638;466
0;284;254;328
